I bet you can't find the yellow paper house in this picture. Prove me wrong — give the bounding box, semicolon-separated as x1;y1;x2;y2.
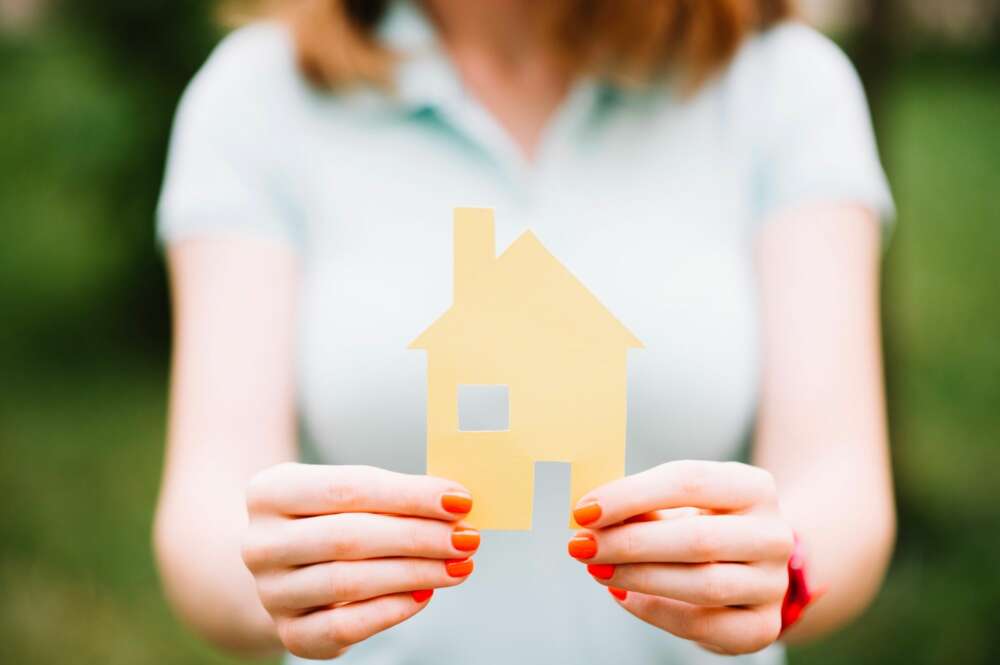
410;208;642;530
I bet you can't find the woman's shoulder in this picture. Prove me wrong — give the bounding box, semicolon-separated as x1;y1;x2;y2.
727;20;864;96
717;21;894;225
159;22;315;249
750;21;850;61
713;19;872;145
183;22;306;110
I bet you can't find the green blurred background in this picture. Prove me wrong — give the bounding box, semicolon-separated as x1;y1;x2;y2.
1;1;997;663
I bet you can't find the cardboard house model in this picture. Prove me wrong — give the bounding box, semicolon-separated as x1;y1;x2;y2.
410;208;642;530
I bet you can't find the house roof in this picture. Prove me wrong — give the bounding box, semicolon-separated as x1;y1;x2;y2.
410;230;643;351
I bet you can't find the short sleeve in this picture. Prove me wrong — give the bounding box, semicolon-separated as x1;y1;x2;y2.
750;24;895;228
156;23;305;249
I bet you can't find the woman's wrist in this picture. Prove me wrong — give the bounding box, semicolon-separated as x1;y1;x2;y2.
780;533;821;636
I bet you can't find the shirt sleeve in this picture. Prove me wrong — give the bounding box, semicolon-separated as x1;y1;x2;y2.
752;23;895;229
156;22;304;249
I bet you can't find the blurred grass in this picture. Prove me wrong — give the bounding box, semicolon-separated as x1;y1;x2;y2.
0;360;278;665
0;16;998;665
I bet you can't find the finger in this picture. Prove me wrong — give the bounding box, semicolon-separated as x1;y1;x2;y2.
573;515;793;564
613;592;782;655
278;592;427;660
623;507;704;524
586;562;788;607
244;513;479;569
260;557;473;613
573;460;776;528
247;463;472;520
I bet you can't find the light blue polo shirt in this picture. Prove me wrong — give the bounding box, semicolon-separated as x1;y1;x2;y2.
158;2;893;663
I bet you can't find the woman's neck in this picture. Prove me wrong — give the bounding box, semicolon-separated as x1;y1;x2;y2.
420;0;572;161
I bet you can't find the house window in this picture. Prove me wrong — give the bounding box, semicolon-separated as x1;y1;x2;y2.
458;384;509;432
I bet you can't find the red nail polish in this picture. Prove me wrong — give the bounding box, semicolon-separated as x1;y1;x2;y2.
567;534;598;559
451;528;481;552
441;492;473;514
411;589;433;603
609;587;627;601
445;558;474;577
587;563;615;580
573;502;602;526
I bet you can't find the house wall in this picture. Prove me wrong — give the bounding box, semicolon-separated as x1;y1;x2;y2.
424;344;629;529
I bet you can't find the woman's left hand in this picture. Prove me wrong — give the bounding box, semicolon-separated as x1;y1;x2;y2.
568;460;795;655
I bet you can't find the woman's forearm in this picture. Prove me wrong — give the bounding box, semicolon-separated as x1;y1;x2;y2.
753;206;895;641
154;470;282;657
772;447;896;642
156;237;300;656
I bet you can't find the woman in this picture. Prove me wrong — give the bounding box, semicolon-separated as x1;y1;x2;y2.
154;1;896;663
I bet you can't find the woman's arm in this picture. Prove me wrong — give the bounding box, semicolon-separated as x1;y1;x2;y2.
155;235;483;660
754;203;896;641
564;203;895;653
154;235;299;656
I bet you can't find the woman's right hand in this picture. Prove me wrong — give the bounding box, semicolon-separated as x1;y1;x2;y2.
241;463;479;660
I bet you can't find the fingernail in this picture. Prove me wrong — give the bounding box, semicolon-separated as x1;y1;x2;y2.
445;558;474;577
567;534;598;559
608;587;627;601
451;528;480;552
573;502;602;526
411;589;434;603
587;563;615;580
441;492;473;514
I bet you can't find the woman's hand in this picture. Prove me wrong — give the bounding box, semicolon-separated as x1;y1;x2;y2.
567;460;794;655
241;463;480;660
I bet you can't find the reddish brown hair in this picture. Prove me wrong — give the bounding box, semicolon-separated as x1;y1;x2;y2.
226;0;796;90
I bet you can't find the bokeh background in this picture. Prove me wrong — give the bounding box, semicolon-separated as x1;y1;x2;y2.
1;0;998;663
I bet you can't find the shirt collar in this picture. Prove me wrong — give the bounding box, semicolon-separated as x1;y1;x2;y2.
376;0;464;113
374;0;613;176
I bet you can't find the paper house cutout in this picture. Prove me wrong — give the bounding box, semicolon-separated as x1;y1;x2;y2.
410;208;642;530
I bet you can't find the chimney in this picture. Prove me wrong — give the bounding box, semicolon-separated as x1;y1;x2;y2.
453;207;495;303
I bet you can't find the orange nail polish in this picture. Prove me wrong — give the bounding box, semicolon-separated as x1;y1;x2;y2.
573;502;602;526
445;558;475;577
452;528;481;552
411;589;434;603
568;534;598;559
609;587;627;601
587;563;615;580
441;492;473;514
